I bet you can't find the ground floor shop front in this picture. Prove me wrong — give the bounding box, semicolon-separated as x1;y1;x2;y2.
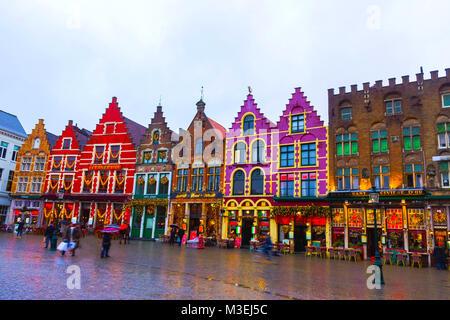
329;190;450;264
8;196;43;226
129;198;169;239
170;195;222;241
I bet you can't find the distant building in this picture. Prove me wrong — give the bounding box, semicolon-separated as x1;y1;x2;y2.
328;68;450;262
0;110;27;224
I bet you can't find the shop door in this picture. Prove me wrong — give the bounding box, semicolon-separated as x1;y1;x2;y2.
154;206;167;239
189;218;200;239
241;218;253;248
131;213;142;238
142;213;154;239
294;225;306;252
79;209;90;228
367;228;382;258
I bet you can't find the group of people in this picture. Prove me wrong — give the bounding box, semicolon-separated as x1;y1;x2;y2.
168;227;185;246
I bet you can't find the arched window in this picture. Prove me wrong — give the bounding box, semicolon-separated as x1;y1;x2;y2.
33;138;40;149
195;138;203;155
232;170;245;195
152;130;160;145
234;142;247;164
250;169;264;195
251;140;265;163
243;115;255;136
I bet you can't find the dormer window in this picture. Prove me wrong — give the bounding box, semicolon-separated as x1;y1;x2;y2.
341;108;352;120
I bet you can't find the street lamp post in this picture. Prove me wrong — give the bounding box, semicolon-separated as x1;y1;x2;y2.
50;191;64;251
369;186;385;285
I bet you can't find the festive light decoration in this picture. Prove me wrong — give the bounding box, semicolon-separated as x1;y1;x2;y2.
148;177;156;185
49;179;59;190
137;177;145;185
64;179;74;191
65;158;75;169
96;209;106;219
52;159;62;169
95;149;105;159
115;174;125;185
84;173;93;186
271;205;331;218
144;152;152;161
99;174;109;186
110;149;120;159
160;176;169;185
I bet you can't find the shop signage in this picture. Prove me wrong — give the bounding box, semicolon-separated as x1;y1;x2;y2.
172;191;223;199
88;164;121;171
330;190;425;198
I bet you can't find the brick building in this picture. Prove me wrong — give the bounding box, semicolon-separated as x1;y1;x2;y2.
170;99;226;240
130;104;178;239
328;68;450;263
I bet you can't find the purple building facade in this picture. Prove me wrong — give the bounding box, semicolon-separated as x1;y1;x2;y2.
222;88;330;252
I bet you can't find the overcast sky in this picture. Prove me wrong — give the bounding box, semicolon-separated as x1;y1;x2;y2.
1;0;449;136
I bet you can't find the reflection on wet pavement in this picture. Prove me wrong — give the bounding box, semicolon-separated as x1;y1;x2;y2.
0;233;448;300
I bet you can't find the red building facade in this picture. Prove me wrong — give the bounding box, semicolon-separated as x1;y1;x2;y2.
41;120;91;226
42;97;146;229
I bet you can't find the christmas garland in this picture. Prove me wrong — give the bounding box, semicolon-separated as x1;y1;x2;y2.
84;173;93;186
95;149;105;159
96;209;106;219
99;175;109;186
49;179;59;190
144;152;152;161
64;179;73;191
53;159;62;169
148;177;156;185
115;175;125;185
110;149;120;159
137;177;145;185
124;199;169;216
271;205;331;218
65;158;75;169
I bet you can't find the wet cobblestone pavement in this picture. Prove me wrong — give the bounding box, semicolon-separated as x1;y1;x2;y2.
0;233;448;300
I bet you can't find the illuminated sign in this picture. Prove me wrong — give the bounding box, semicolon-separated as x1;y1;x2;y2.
88;164;121;171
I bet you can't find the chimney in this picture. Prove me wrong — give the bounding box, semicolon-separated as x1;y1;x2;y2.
351;85;358;93
68;120;73;127
430;70;439;80
157;106;162;112
402;75;410;84
375;80;383;89
38;119;44;125
388;78;396;87
112;97;117;104
446;68;450;79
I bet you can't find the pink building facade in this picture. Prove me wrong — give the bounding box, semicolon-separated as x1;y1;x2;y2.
222;88;330;252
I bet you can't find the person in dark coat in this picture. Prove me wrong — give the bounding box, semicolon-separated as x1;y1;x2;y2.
16;221;25;239
71;226;82;256
177;228;185;246
433;245;447;270
44;223;55;249
101;233;112;258
169;227;177;246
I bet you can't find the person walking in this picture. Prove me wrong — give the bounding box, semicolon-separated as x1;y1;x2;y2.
433;245;447;270
60;226;71;256
169;227;177;246
262;233;274;260
101;232;112;258
16;220;25;239
178;228;185;247
125;224;130;244
44;223;55;249
71;225;82;256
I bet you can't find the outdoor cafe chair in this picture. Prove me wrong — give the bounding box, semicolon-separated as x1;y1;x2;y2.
411;253;422;268
336;248;346;260
348;249;360;262
396;253;409;266
305;246;314;257
382;251;394;265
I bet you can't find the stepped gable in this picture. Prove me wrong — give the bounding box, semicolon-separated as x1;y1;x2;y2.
229;93;274;136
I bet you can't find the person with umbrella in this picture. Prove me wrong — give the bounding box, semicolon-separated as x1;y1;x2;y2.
100;228;116;258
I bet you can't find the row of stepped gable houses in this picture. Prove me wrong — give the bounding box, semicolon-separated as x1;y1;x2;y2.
2;68;450;260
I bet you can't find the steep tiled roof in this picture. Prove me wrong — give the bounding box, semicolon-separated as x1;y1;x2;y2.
73;126;92;149
0;110;27;138
123;117;147;147
45;132;59;149
208;118;227;138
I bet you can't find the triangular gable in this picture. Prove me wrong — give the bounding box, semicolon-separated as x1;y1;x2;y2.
228;94;274;137
276;88;325;130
